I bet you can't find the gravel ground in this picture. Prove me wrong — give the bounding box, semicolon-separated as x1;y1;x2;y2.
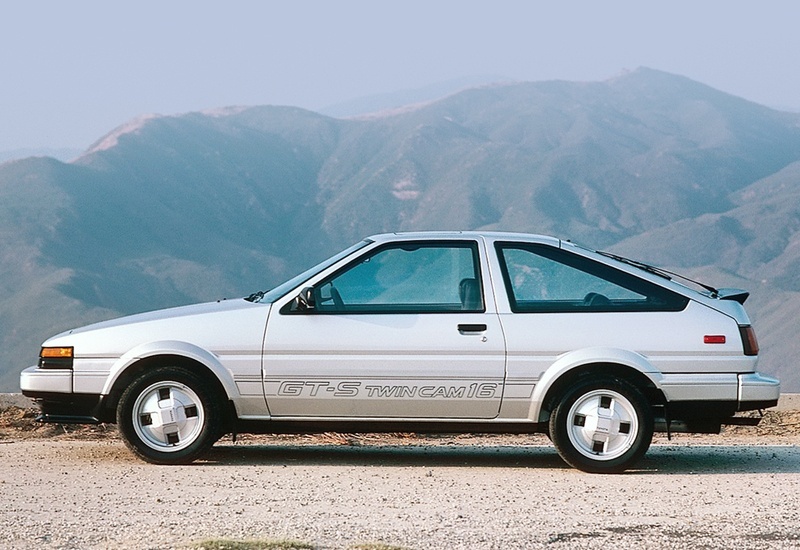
1;396;799;550
2;437;800;549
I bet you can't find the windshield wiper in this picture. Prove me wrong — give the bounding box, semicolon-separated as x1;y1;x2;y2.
245;290;266;303
596;250;720;297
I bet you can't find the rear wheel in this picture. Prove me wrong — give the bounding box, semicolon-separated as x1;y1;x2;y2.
117;366;223;464
549;376;653;473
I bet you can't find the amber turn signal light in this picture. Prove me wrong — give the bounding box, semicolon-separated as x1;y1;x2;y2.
40;347;74;358
39;347;74;368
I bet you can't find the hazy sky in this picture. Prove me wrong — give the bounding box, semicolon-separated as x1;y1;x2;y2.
2;1;799;151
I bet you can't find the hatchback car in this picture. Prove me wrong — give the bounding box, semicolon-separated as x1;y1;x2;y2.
20;232;780;472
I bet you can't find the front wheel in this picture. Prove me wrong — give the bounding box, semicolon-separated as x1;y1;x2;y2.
117;366;223;464
549;376;653;473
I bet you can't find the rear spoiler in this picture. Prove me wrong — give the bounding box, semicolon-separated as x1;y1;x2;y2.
717;288;749;304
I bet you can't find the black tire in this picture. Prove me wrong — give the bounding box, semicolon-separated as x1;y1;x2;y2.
116;366;223;464
549;376;653;473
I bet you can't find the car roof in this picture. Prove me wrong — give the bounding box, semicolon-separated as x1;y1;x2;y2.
367;230;562;247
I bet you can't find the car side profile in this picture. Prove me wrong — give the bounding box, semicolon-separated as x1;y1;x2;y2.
20;232;780;473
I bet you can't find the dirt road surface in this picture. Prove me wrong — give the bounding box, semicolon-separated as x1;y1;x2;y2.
2;436;800;549
1;397;799;549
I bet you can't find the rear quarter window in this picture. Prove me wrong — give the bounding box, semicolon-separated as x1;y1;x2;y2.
495;243;688;313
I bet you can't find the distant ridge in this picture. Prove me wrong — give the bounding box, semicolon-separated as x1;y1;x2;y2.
319;75;512;118
1;67;799;391
0;147;84;164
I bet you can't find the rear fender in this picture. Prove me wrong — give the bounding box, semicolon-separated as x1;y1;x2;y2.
527;347;662;422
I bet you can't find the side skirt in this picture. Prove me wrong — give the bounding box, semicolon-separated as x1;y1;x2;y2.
234;419;548;435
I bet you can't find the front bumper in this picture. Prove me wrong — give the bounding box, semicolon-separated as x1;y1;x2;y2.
20;366;106;424
20;365;72;394
24;392;106;424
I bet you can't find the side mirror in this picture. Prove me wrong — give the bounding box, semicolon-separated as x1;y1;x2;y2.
293;286;316;312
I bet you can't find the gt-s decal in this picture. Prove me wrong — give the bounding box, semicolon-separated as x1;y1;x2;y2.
273;381;498;399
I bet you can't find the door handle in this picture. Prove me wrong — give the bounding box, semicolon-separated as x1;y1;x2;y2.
458;323;487;334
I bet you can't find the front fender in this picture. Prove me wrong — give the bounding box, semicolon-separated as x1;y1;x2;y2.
101;340;238;400
527;347;663;421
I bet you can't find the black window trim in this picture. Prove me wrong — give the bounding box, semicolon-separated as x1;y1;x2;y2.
494;241;689;314
282;239;486;315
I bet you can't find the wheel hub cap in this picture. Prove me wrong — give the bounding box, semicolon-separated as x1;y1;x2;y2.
132;382;204;452
567;389;638;461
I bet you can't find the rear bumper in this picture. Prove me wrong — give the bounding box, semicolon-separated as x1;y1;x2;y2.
656;371;779;433
738;372;781;409
659;370;780;409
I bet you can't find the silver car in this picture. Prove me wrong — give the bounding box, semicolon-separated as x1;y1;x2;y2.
20;232;780;473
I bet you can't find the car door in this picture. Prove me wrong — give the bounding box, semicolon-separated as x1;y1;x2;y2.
262;239;506;419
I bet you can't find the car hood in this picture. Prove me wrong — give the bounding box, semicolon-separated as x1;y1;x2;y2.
44;299;271;356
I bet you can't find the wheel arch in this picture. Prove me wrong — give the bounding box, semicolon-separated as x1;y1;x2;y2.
530;348;667;424
99;341;238;425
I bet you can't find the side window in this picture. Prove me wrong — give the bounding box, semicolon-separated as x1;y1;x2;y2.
496;243;688;313
314;242;484;313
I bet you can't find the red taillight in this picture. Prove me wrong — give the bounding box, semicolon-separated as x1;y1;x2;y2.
739;325;759;356
704;335;726;344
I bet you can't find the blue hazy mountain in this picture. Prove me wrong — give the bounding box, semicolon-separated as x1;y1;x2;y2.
1;68;799;391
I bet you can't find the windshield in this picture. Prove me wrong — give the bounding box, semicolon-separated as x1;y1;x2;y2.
246;239;373;303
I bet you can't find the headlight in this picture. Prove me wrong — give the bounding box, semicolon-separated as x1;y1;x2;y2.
39;347;74;369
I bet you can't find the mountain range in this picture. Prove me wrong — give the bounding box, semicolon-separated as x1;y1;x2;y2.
0;147;83;164
1;67;798;391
